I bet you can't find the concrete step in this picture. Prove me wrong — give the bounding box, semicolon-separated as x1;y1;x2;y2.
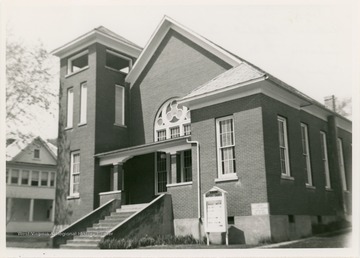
67;239;100;244
74;235;103;241
116;203;147;212
104;216;128;222
109;211;135;217
60;242;99;249
97;220;122;226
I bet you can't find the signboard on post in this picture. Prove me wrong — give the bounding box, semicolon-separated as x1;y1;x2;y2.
203;186;228;245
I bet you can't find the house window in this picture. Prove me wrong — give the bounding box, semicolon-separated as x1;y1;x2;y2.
278;116;291;177
70;152;80;196
183;124;191;136
49;172;55;187
115;85;125;126
40;172;48;187
301;123;313;186
170;126;180;139
11;169;19;184
79;82;87;124
176;150;192;183
67;50;88;74
66;88;74;128
106;50;132;74
337;138;347;191
34;149;40;159
320;132;331;189
154;99;191;141
21;170;30;185
31;171;39;186
216;116;236;177
157;130;166;141
156;152;167;193
6;169;9;184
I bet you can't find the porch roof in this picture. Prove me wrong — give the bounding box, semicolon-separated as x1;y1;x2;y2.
95;137;191;166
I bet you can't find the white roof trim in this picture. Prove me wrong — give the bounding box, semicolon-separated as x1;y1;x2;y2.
126;16;241;85
52;30;142;59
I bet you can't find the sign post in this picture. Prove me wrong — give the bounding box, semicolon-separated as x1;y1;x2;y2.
203;186;228;246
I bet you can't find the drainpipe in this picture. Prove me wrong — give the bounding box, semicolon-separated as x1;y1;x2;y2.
186;139;201;219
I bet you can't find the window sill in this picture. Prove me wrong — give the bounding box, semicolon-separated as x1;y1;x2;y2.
167;181;193;188
78;123;87;127
64;127;73;131
325;187;333;191
105;66;128;75
306;184;316;190
114;123;127;128
281;175;294;181
215;175;239;183
65;66;89;78
67;195;80;200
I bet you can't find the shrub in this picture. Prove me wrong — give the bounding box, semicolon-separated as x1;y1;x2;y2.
98;234;203;249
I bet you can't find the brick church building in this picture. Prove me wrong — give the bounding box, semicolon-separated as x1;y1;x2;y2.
51;16;352;248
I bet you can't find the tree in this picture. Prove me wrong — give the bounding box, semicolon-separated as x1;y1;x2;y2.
335;97;352;119
6;34;58;140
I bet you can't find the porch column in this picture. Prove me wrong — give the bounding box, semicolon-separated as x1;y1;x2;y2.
113;162;124;191
6;198;12;221
51;200;55;222
29;199;34;222
169;151;177;184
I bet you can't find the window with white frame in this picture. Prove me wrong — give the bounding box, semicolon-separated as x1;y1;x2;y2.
40;172;49;186
49;172;56;187
154;99;191;141
70;152;80;196
31;171;40;186
11;169;19;184
156;152;168;193
79;82;87;124
67;50;88;74
21;170;30;185
216;116;236;177
337;138;347;191
278;116;291;177
176;150;192;183
106;50;132;74
301;123;313;186
115;85;125;126
320;131;331;189
66;88;74;128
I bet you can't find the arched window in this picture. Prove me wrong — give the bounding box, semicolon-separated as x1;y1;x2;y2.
154;99;191;141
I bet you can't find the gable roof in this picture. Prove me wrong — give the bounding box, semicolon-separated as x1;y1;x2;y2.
125;16;242;85
52;26;142;59
6;136;57;162
181;62;266;101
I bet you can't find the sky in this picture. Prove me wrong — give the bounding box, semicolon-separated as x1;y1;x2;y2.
2;0;359;140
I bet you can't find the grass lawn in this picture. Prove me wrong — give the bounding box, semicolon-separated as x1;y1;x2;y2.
6;235;51;248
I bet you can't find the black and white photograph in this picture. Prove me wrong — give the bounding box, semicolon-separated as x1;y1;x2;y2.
1;0;359;257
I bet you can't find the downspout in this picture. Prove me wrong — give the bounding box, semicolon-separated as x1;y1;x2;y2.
186;139;201;219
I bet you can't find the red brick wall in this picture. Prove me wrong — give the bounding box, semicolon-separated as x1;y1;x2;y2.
58;44;98;221
129;29;232;146
261;95;351;216
189;94;267;218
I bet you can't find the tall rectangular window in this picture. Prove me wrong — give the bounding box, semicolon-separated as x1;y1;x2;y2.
70;152;80;196
11;169;19;184
115;85;125;126
79;82;87;124
49;172;55;187
337;138;347;191
176;150;192;183
31;171;39;186
216;116;236;177
183;124;191;136
157;130;166;141
156;153;167;193
278;116;291;176
66;88;74;128
21;170;30;185
40;172;49;187
34;149;40;159
320;131;331;189
301;123;313;186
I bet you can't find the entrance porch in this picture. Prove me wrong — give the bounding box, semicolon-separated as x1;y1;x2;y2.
95;137;194;206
